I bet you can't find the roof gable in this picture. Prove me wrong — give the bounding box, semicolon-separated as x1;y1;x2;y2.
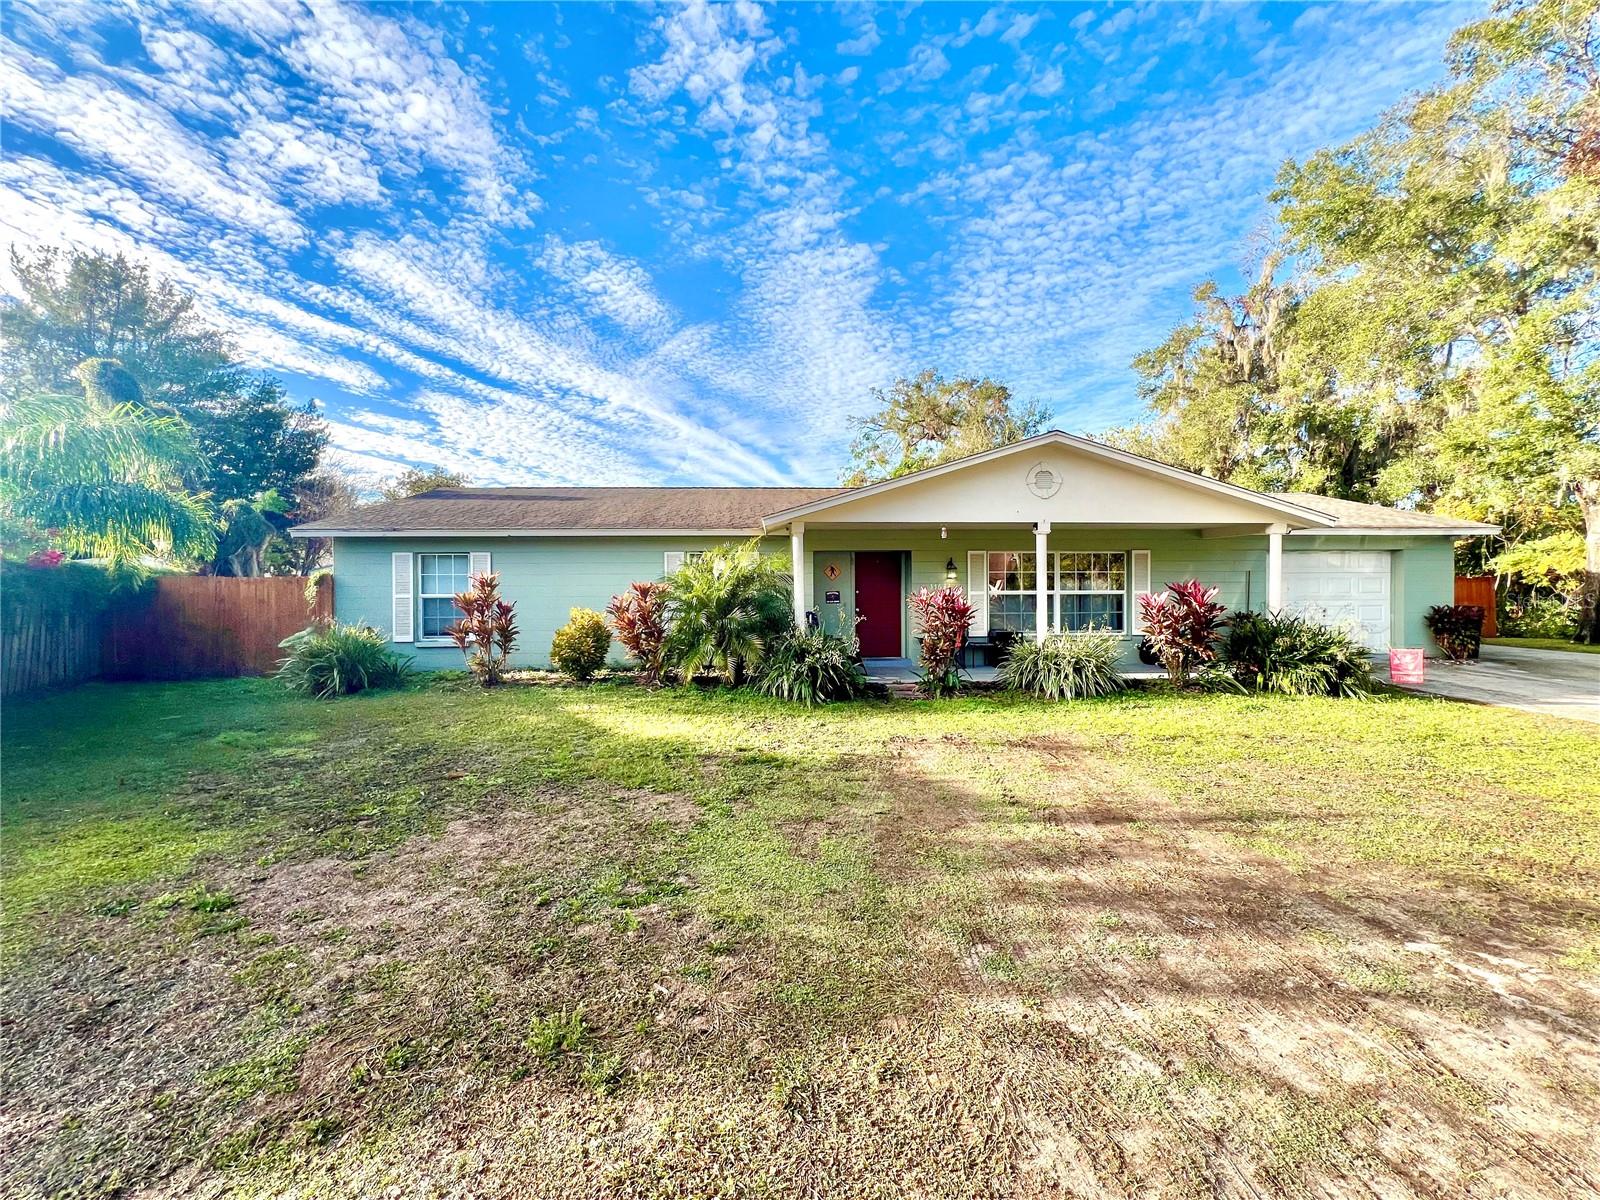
761;432;1335;528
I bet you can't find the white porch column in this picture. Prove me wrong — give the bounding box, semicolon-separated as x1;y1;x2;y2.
790;521;807;628
1267;525;1285;613
1034;520;1051;645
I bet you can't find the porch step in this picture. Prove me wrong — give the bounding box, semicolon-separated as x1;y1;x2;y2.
882;679;922;700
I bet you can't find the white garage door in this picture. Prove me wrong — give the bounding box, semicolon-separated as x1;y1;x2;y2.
1283;551;1392;651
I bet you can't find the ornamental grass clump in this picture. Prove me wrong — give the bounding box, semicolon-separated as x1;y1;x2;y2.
1219;611;1374;698
551;608;612;681
276;623;412;698
1000;629;1126;700
908;585;974;697
1138;579;1227;685
606;581;669;686
449;571;519;686
755;625;868;706
1424;604;1485;662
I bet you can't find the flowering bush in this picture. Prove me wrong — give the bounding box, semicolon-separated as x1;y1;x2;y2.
25;548;64;567
550;607;611;681
1138;580;1227;684
448;571;520;686
908;585;974;697
606;581;670;686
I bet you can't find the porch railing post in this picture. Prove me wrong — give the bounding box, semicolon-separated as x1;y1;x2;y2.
790;521;807;628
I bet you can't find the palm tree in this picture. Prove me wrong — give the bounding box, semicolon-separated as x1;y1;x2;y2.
0;358;215;566
662;540;793;684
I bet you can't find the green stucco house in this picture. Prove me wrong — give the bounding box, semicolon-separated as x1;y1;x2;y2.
293;432;1496;671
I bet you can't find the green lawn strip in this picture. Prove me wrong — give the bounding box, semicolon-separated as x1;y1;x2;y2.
1485;637;1600;655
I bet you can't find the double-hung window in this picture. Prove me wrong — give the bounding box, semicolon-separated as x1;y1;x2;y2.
986;550;1127;634
417;552;470;640
1053;552;1126;632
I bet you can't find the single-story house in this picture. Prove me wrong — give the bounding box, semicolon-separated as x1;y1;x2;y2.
292;431;1498;671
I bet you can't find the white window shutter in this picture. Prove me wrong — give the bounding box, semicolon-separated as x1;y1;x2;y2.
967;550;989;636
469;551;491;582
663;550;684;577
1130;549;1151;633
391;552;414;643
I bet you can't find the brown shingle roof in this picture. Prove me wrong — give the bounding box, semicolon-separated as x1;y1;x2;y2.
294;487;849;534
292;483;1496;536
1272;493;1497;532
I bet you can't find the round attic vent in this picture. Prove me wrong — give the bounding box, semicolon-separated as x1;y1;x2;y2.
1026;462;1062;499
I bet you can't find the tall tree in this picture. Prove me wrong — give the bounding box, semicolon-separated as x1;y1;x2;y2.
1121;0;1599;639
0;359;215;566
2;247;328;503
266;467;362;576
843;370;1049;485
379;466;469;499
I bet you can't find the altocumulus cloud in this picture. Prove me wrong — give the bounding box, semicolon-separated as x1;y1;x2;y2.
1;0;1464;484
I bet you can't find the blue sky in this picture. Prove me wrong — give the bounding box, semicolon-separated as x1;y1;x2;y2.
1;1;1472;487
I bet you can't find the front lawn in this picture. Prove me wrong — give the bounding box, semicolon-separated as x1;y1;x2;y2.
1486;635;1600;654
3;679;1598;1198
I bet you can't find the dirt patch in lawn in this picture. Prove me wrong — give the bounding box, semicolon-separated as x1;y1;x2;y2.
4;727;1598;1199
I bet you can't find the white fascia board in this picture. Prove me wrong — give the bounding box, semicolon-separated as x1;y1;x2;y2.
1286;525;1499;537
758;431;1336;529
289;527;763;540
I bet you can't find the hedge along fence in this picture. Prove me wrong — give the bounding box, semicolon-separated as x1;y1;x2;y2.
103;575;334;681
2;569;334;696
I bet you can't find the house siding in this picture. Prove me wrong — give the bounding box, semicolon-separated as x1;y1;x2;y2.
332;529;1458;671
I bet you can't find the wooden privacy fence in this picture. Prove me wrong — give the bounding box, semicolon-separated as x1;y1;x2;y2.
1453;575;1498;638
102;575;334;681
2;605;104;696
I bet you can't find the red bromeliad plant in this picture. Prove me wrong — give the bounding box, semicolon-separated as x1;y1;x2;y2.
606;581;670;685
909;585;975;696
448;571;520;687
1138;579;1227;685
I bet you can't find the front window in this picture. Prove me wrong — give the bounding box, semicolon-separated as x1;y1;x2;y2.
987;550;1126;633
418;552;470;639
1053;552;1126;632
987;552;1037;634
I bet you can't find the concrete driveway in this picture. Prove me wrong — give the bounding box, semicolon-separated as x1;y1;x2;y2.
1381;643;1600;724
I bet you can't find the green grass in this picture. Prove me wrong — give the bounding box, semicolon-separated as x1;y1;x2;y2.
1485;636;1600;654
3;677;1597;1198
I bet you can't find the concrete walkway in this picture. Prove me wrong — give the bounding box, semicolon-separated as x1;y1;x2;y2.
1379;644;1600;724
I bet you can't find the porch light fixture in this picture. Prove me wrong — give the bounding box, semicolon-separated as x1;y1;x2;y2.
945;557;958;584
940;525;947;539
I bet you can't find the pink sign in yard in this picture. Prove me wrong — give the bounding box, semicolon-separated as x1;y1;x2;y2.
1389;648;1425;686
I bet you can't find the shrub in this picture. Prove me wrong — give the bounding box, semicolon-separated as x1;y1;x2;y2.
662;541;793;685
1138;580;1227;684
606;581;670;685
908;585;974;697
1220;611;1374;698
755;625;868;706
1000;629;1126;700
551;608;612;681
1500;594;1578;639
1425;604;1485;662
276;623;412;698
447;571;519;687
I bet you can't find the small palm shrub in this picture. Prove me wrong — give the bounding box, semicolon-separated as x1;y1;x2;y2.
276;623;412;698
663;541;793;685
1425;604;1485;662
1138;579;1227;684
1220;611;1374;697
551;608;612;680
448;571;519;687
1000;629;1126;700
606;581;669;685
908;585;974;697
755;626;868;706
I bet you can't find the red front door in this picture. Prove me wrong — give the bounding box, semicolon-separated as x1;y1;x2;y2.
854;552;903;658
